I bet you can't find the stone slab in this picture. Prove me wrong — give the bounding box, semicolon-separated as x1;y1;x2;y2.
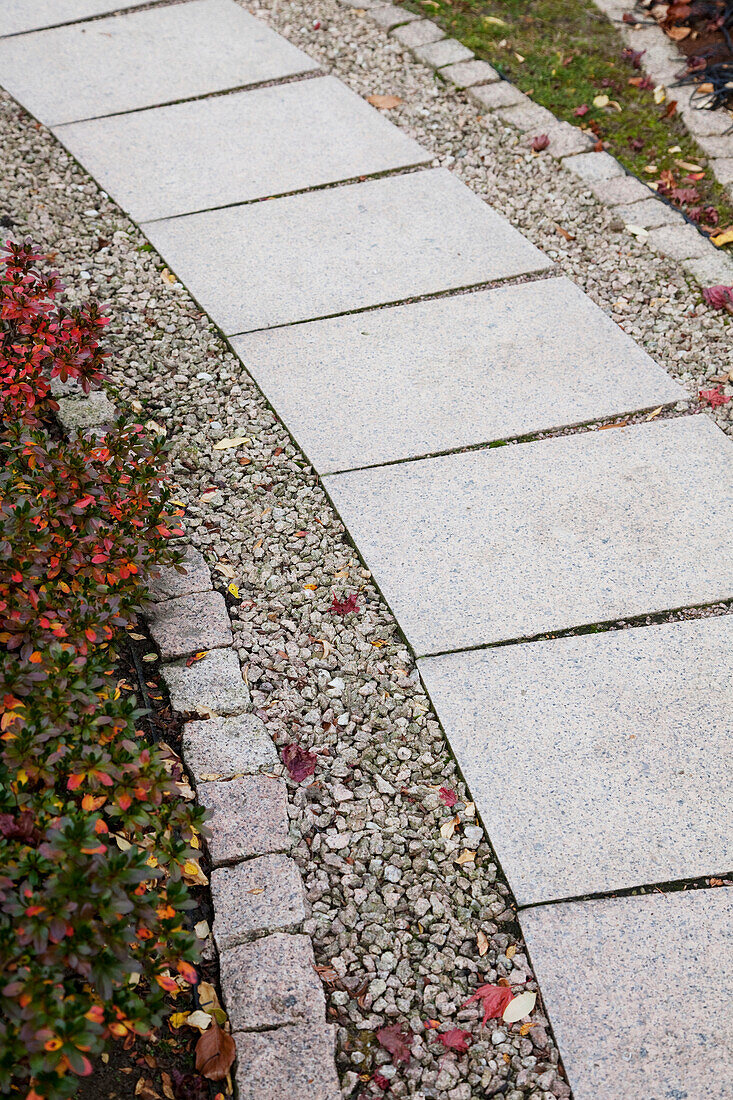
0;0;319;126
470;82;526;111
0;0;162;36
419;617;733;904
414;38;474;69
220;932;325;1029
198;775;289;866
55;390;117;431
647;223;711;261
323;416;733;655
391;19;443;48
148;546;212;603
211;854;306;950
441;59;500;88
589;174;654;205
520;889;733;1100
144;168;551;334
148;590;232;661
614;197;683;229
235;1024;340;1100
162;648;250;717
368;4;420;30
564;151;625;183
233;277;685;473
183;715;278;782
55;76;430;221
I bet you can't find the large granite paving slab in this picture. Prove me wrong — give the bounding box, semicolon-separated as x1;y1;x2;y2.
520;889;733;1100
55;76;430;221
143;168;551;334
0;0;318;126
323;416;733;654
233;277;684;473
419;617;733;904
0;0;165;36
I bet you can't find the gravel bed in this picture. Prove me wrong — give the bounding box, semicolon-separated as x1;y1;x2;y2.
1;4;731;1099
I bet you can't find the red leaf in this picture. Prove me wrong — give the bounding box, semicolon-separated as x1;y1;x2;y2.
376;1022;412;1065
372;1072;390;1091
437;1028;473;1053
699;388;731;408
531;133;550;152
281;743;318;782
330;593;360;616
462;983;514;1026
573;104;589;116
195;1021;236;1081
439;787;457;807
702;285;733;311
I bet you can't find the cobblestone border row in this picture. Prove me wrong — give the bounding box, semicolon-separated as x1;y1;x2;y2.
56;387;341;1100
341;0;733;287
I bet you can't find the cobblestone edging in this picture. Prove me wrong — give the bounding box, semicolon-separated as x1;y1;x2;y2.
56;390;340;1100
343;0;733;287
591;0;733;195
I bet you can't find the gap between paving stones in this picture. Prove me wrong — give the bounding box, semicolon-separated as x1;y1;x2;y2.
348;0;733;284
55;385;341;1095
5;2;730;1091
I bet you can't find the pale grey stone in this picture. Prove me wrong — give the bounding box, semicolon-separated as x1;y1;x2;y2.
563;151;625;183
682;251;733;286
647;223;711;261
235;1025;340;1100
589;174;654;205
520;889;733;1100
391;19;443;49
198;775;289;865
220;933;325;1029
680;104;733;136
183;715;278;782
0;0;319;126
144;169;551;335
0;0;161;36
414;38;473;69
714;157;733;185
694;134;733;159
147;590;232;661
613;198;684;229
441;59;500;88
233;277;685;473
56;390;116;430
368;3;420;30
469;81;526;111
420;617;733;903
497;101;558;133
542;122;594;158
338;0;381;6
211;854;306;950
147;546;212;603
162;648;250;716
55;76;429;221
323;417;733;654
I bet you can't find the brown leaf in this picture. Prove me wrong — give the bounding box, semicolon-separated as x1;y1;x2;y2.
134;1079;160;1100
666;25;691;40
367;94;402;109
195;1022;236;1081
161;1072;175;1100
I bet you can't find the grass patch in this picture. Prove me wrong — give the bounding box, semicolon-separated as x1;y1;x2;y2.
404;0;733;239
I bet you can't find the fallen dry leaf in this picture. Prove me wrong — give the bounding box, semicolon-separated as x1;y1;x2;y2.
503;990;537;1023
437;1028;473;1052
198;981;222;1017
161;1072;175;1100
439;787;457;807
212;436;249;450
367;94;402;109
455;849;475;865
281;743;318;782
477;930;489;956
376;1022;412;1064
135;1078;160;1100
214;562;236;579
440;815;459;839
462;983;514;1026
195;1021;236;1081
182;859;208;886
186;1010;213;1032
711;227;733;248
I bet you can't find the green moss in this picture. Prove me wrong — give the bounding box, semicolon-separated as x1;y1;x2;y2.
404;0;733;236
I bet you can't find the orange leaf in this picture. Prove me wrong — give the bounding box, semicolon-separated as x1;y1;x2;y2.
366;94;402;109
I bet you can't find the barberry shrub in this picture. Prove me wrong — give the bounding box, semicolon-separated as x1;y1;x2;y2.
0;241;204;1099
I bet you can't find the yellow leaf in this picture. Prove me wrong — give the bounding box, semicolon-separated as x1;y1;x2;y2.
371;639;387;648
227;582;239;599
483;15;507;25
366;94;402;109
643;164;658;174
303;583;318;590
593;94;609;108
169;1012;190;1029
653;85;666;104
477;930;489;956
212;436;249;450
506;944;517;959
645;406;663;421
711;227;733;247
183;860;208;886
455;849;475;865
514;52;525;62
161;268;177;284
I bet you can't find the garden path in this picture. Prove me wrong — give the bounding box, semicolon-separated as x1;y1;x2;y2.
1;2;731;1097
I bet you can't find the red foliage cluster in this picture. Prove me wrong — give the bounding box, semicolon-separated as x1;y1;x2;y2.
0;241;204;1100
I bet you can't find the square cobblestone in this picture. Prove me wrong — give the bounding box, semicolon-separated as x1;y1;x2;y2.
220;933;325;1029
414;38;473;69
144;169;551;334
564;150;625;182
324;417;733;654
183;715;278;782
469;81;526;110
162;648;250;717
441;59;500;87
520;889;733;1100
147;590;232;662
391;19;444;48
198;775;289;866
368;4;420;30
148;546;212;603
234;1024;340;1100
0;0;318;125
210;854;306;951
